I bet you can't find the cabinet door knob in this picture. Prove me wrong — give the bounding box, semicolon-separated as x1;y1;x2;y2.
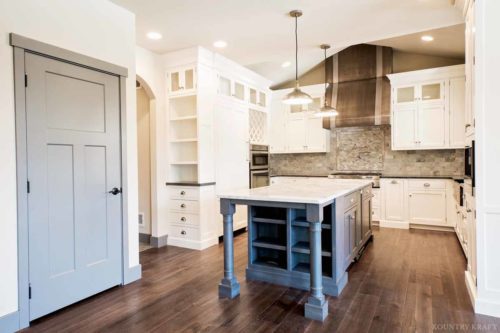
181;203;186;208
181;230;186;235
181;217;186;222
467;208;472;213
391;180;398;184
424;183;430;187
180;190;186;195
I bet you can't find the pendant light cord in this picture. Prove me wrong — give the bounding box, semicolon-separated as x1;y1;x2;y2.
295;16;298;82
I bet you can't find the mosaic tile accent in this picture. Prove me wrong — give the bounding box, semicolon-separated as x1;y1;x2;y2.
270;125;464;177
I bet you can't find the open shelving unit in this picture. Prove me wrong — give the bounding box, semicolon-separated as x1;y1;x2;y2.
247;204;336;290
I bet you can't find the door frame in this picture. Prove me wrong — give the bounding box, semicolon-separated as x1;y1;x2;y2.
10;33;134;329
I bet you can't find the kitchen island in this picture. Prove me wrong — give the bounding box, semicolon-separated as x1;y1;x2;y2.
218;178;373;321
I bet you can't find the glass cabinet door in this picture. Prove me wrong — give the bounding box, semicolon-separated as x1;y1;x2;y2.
184;68;194;90
420;82;443;102
395;86;416;104
258;91;266;107
218;76;231;96
234;82;245;101
170;71;180;92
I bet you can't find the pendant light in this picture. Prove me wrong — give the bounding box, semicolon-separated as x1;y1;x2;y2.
314;44;339;118
283;10;313;105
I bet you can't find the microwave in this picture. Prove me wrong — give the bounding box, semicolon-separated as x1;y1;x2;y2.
465;140;475;190
250;144;269;170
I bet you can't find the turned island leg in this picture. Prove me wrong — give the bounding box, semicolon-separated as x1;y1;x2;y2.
218;199;240;298
305;204;328;321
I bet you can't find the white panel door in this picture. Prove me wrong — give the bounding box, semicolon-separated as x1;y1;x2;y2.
383;180;405;221
418;104;446;148
392;105;417;149
408;191;447;225
286;118;306;152
449;77;466;148
215;101;249;232
305;116;328;152
25;53;122;320
269;104;287;153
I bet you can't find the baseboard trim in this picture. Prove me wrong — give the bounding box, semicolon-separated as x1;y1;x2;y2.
465;270;477;310
410;224;455;233
475;298;500;318
123;264;142;285
0;311;20;333
139;233;151;244
379;220;410;229
150;234;168;248
168;236;218;251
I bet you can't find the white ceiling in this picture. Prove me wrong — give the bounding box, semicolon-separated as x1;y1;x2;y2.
372;23;465;58
111;0;464;84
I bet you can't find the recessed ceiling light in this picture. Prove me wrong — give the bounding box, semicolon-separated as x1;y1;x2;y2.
421;35;434;42
281;61;291;68
213;40;227;48
146;32;162;40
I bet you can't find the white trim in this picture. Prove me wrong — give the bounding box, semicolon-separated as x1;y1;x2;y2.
0;311;19;333
167;236;219;251
379;220;410;229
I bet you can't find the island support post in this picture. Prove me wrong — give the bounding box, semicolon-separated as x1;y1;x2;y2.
218;199;240;298
305;203;329;321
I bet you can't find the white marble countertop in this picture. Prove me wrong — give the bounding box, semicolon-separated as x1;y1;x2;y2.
218;178;372;205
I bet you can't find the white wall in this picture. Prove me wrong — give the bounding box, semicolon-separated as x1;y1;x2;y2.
474;0;500;318
135;46;168;238
0;0;138;318
137;87;152;235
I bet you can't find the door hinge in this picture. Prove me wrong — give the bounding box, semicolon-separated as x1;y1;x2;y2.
25;73;28;87
29;284;32;299
27;180;30;193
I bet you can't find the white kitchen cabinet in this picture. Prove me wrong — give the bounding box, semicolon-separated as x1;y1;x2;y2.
392;105;417;149
168;66;196;96
408;190;447;226
371;188;380;221
464;0;475;143
388;66;465;150
449;77;466;148
380;179;406;226
270;85;330;154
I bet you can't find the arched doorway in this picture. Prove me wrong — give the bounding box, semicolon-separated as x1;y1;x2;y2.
136;76;156;251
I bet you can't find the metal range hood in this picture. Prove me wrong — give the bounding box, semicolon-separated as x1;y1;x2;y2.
323;44;393;129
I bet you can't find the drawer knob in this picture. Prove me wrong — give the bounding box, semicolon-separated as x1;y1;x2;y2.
181;230;186;235
391;180;398;184
181;203;186;208
424;183;430;187
181;217;186;222
180;191;186;195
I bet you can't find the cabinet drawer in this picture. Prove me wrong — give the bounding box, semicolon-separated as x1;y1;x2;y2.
344;191;360;210
169;225;200;240
169;199;199;213
168;187;199;200
408;179;446;190
168;212;199;227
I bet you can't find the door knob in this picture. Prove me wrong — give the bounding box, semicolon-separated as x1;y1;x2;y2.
108;187;122;195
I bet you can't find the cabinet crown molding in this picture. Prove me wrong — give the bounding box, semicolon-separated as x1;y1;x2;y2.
387;64;465;85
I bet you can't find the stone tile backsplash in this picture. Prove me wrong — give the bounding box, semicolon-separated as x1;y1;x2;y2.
270;125;464;177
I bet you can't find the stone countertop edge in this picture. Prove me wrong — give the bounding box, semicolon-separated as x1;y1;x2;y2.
270;174;465;180
218;180;373;205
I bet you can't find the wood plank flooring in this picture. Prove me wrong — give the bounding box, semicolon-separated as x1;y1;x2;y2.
24;227;500;332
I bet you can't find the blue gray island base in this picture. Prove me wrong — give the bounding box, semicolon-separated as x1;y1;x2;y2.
218;185;373;322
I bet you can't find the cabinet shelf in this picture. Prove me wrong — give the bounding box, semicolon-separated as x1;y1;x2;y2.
170;115;197;121
170;161;198;165
170;138;198;143
253;217;286;225
291;241;332;257
252;237;286;251
292;220;331;230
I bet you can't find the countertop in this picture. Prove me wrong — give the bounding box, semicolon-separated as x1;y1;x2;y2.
218;178;372;205
270;174;465;181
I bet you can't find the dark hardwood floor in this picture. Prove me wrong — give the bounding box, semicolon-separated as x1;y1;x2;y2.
24;227;500;332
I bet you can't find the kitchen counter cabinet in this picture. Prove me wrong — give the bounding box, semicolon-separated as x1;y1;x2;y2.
218;179;373;322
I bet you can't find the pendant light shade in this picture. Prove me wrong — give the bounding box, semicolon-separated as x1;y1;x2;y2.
314;44;339;118
282;10;312;106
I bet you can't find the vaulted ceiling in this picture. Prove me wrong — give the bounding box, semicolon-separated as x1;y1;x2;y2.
111;0;464;84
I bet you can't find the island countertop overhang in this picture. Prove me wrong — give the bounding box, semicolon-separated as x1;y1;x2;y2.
218;178;373;205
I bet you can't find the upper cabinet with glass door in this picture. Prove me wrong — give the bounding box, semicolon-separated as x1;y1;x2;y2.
168;66;196;97
388;65;465;151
